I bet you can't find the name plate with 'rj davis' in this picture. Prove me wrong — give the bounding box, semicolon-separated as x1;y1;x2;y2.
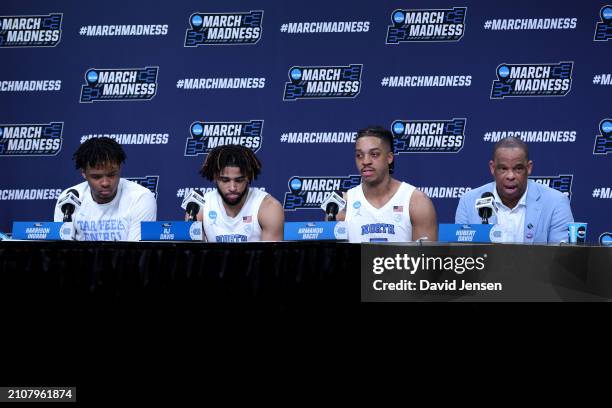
140;221;203;241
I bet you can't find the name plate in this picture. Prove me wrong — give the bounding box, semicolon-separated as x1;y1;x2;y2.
12;222;74;240
284;221;347;241
140;221;203;241
439;224;504;243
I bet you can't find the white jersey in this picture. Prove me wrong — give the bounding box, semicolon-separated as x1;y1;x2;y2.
201;188;268;242
345;182;415;243
54;178;157;241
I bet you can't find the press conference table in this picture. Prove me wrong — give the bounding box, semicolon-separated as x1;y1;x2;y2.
0;240;610;305
0;240;356;310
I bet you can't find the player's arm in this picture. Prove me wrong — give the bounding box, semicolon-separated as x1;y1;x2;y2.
259;195;285;241
127;192;157;241
409;189;438;241
548;195;574;243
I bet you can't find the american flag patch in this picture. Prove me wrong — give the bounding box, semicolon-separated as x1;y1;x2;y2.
243;215;252;223
393;206;403;212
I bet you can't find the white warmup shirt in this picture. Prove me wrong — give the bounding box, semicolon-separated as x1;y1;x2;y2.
54;178;157;241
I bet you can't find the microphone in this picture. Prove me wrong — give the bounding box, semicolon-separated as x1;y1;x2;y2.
181;189;206;221
57;189;81;222
475;192;496;224
320;191;346;221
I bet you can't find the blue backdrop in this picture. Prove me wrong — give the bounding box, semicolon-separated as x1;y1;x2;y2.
1;0;610;243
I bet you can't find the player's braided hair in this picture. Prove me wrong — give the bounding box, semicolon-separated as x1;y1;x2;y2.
200;144;262;181
73;137;126;170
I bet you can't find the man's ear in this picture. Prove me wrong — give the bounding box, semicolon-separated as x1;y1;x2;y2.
527;160;533;176
387;151;394;166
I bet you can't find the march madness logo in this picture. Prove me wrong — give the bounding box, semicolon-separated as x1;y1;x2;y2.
491;62;573;98
391;118;465;153
594;5;612;41
529;174;573;199
184;11;263;46
127;176;159;198
284;65;362;100
0;122;63;156
593;119;612;155
80;67;158;103
185;120;263;156
0;14;62;47
284;175;361;210
386;7;466;43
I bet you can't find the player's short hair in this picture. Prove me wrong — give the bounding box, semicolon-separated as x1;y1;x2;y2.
492;136;529;161
73;137;126;170
356;125;395;174
200;144;262;182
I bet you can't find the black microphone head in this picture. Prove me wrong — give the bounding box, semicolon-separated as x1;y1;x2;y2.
61;189;80;222
478;207;492;219
61;190;79;211
326;201;339;214
183;189;205;221
326;202;339;221
186;202;199;221
478;192;494;219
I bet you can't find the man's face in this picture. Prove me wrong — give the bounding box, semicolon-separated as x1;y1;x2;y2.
489;147;533;206
215;166;249;206
82;162;121;204
355;136;393;185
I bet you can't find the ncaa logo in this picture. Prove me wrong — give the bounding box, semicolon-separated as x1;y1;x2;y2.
284;65;362;100
491;62;573;98
0;122;63;156
386;7;466;43
593;119;612;155
185;11;263;46
594;5;612;41
284;175;360;210
185;120;263;156
0;13;62;47
80;67;158;103
391;118;466;153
